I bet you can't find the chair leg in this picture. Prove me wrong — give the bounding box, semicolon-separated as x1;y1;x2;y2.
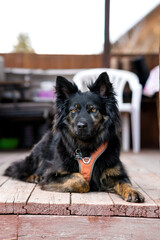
121;113;130;152
131;110;141;153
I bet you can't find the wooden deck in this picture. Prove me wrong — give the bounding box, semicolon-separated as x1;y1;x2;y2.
0;150;160;239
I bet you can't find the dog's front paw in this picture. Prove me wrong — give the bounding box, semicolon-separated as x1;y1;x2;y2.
123;188;145;203
115;183;145;203
26;174;42;183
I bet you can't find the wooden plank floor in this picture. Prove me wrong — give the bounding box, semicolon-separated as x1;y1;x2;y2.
0;151;160;240
0;150;160;218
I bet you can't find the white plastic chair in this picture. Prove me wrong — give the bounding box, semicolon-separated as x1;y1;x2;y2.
73;68;142;153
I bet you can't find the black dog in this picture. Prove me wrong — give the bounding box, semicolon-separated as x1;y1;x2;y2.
4;72;144;202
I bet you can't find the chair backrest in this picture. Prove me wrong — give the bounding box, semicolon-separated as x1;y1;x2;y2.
73;68;142;109
0;56;5;81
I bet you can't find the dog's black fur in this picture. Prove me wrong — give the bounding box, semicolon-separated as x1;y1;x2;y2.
4;72;144;202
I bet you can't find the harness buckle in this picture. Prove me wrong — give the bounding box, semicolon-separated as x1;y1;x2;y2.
74;149;82;160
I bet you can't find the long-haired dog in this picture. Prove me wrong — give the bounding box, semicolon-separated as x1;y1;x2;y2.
4;72;144;202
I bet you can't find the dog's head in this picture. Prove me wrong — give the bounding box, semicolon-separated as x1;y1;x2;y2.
55;72;120;142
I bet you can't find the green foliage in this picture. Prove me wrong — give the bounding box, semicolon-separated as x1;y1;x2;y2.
13;33;35;53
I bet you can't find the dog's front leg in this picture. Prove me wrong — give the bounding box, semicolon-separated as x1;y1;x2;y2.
41;173;90;193
100;166;145;203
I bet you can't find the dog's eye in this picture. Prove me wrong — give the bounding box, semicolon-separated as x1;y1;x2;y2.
91;108;97;113
71;109;77;113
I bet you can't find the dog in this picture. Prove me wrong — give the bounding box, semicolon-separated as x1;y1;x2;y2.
4;72;144;203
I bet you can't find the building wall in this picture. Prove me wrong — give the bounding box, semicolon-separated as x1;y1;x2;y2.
0;53;104;69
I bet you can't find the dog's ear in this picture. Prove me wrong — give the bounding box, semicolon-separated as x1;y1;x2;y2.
88;72;113;96
56;76;78;99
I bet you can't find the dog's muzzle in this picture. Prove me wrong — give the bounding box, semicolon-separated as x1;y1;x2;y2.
76;121;91;139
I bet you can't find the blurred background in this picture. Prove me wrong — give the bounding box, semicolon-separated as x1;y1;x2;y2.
0;0;159;151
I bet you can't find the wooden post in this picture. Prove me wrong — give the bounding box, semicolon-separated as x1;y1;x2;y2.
103;0;110;68
159;48;160;149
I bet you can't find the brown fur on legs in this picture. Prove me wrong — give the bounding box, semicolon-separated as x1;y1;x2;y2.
26;174;42;183
41;173;90;193
114;182;145;203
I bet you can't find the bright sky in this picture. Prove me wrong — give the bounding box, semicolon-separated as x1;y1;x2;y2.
0;0;159;54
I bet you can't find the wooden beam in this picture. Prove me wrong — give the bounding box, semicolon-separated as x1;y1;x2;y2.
159;48;160;149
103;0;110;67
0;216;18;240
18;216;160;239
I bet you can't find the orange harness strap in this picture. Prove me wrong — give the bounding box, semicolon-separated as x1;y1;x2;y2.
76;142;108;182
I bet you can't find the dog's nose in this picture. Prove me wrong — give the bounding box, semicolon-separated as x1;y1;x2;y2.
77;122;87;129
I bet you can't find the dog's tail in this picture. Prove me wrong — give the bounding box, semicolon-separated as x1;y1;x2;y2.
4;155;35;181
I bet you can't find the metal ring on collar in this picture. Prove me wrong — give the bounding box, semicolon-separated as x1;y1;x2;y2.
82;157;91;164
